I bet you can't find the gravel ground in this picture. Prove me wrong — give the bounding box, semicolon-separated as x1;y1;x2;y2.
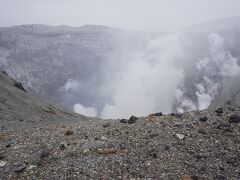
0;105;240;179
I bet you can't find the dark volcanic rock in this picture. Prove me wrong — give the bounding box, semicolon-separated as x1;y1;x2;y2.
216;107;223;113
65;130;73;136
191;176;199;180
164;146;170;151
226;157;238;166
175;113;182;118
40;149;49;159
14;163;26;173
215;175;227;180
13;81;27;92
199;116;208;122
198;129;207;134
102;123;110;128
120;119;128;123
128;116;137;124
155;112;163;116
0;154;5;160
59;143;66;150
215;107;223;115
5;144;11;148
229;113;240;123
1;71;8;76
149;132;159;139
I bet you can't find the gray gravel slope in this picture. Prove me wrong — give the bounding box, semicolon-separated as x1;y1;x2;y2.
0;71;89;129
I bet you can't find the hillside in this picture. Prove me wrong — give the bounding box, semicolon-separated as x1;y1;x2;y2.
0;71;240;179
0;71;88;129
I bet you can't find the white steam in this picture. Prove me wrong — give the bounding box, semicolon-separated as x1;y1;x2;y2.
177;33;240;111
195;33;240;110
61;79;81;91
73;33;240;118
101;35;184;118
73;103;97;117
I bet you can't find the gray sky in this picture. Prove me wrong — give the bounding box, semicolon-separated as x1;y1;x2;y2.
1;0;240;31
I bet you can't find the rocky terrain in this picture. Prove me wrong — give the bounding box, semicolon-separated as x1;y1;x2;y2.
0;72;240;179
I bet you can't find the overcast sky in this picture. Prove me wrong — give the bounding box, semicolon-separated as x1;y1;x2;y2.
1;0;240;31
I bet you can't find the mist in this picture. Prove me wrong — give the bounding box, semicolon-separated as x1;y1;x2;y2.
1;1;240;118
1;0;240;31
73;30;240;118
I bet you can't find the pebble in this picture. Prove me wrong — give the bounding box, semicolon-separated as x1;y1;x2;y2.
101;136;108;141
102;123;110;128
98;148;117;155
198;129;207;134
215;175;227;180
150;152;157;158
164;146;170;151
215;107;223;114
40;149;49;159
0;161;7;167
0;155;4;160
176;134;185;140
5;144;11;148
191;176;199;180
199;116;208;122
14;81;27;92
83;149;90;155
27;165;37;171
182;175;200;180
149;113;155;117
65;130;73;136
128;116;137;124
59;142;66;150
215;107;223;115
182;175;191;180
149;133;159;139
120;119;128;123
175;113;182;118
229;114;240;123
155;112;163;116
14;163;26;173
174;122;184;127
95;137;100;140
1;70;8;76
226;157;237;166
